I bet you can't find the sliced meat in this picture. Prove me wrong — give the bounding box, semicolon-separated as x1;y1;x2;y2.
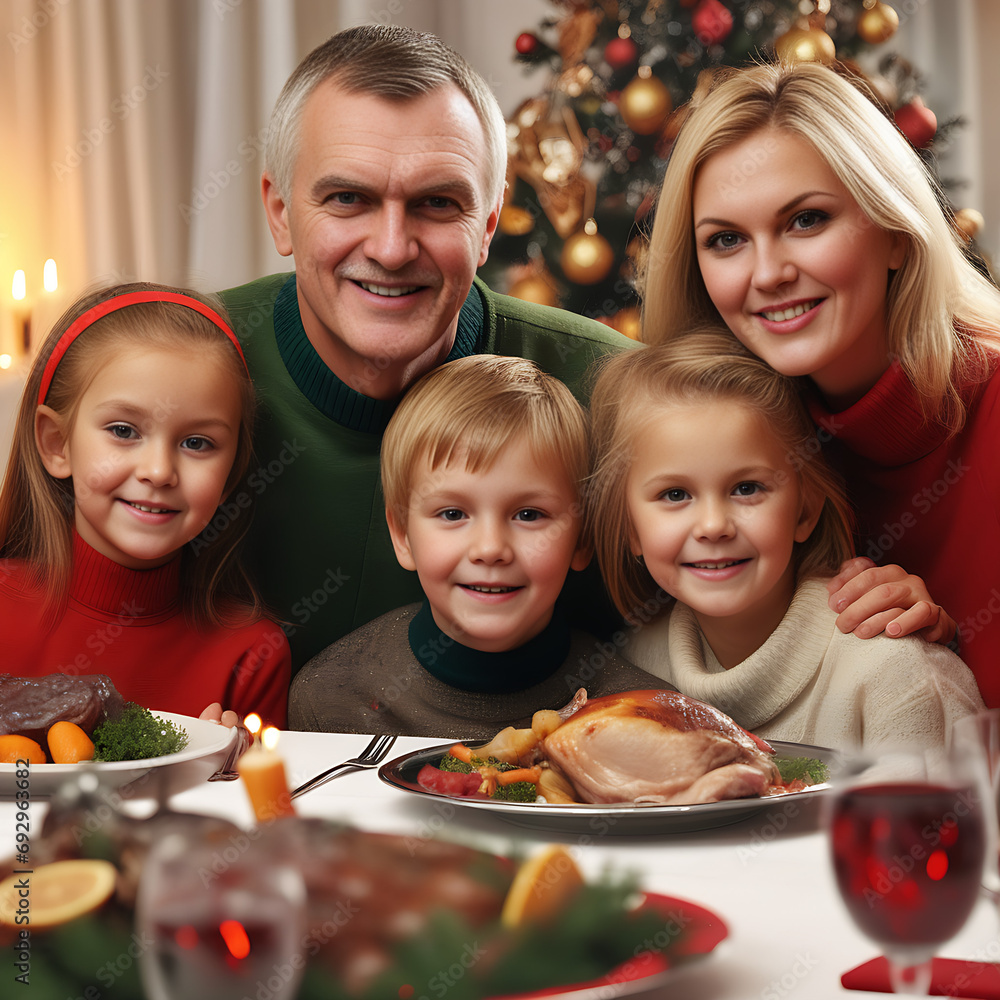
0;674;125;743
543;689;779;805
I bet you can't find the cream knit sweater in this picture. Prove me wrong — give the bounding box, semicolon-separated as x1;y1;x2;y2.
624;579;984;750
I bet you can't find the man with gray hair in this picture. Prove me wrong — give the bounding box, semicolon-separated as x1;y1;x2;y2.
221;23;633;673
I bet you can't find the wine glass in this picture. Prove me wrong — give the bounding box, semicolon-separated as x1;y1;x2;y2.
952;709;1000;899
137;819;307;1000
826;742;988;995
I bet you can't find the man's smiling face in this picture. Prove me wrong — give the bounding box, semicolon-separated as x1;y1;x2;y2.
262;80;501;400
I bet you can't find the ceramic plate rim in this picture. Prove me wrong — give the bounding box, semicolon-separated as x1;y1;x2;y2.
0;711;235;793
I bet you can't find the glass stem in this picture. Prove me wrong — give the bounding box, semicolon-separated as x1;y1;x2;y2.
887;955;933;995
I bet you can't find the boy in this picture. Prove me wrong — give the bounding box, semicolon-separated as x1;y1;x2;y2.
288;356;665;737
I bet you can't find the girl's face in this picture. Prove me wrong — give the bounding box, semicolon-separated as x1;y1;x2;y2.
625;400;819;664
692;128;906;409
39;343;242;569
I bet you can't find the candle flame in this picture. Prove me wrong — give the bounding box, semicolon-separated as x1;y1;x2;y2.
43;259;58;292
262;726;280;751
244;713;262;736
0;355;10;370
12;270;25;301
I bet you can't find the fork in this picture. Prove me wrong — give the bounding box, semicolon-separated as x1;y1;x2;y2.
206;726;252;782
289;733;397;800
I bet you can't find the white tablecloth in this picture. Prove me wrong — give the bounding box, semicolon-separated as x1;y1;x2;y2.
5;730;1000;999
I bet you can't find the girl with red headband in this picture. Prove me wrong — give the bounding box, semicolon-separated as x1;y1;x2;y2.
0;282;290;727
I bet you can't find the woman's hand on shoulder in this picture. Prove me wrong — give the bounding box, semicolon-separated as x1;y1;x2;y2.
827;557;958;645
199;701;241;729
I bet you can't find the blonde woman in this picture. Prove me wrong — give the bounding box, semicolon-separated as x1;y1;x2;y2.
641;60;1000;706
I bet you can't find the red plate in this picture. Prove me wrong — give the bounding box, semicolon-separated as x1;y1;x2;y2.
488;891;728;1000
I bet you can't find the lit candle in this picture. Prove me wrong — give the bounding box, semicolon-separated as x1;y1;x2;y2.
237;716;295;823
11;270;29;353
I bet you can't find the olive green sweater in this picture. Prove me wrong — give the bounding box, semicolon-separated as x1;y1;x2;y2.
220;274;635;671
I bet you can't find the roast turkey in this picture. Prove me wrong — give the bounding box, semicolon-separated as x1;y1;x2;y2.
543;689;780;805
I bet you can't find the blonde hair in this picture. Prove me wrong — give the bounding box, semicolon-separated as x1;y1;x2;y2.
266;23;507;210
641;60;1000;433
0;282;261;628
588;328;854;621
381;355;588;529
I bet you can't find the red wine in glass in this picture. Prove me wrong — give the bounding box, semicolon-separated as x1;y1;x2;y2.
830;780;986;993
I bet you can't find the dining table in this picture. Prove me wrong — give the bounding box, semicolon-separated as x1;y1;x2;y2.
4;728;1000;1000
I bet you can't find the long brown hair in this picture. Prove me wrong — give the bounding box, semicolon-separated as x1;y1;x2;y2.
0;282;262;628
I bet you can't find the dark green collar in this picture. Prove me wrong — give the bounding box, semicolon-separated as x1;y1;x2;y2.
273;274;485;434
408;601;571;694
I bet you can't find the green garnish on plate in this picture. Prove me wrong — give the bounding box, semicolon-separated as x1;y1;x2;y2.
776;756;829;785
92;703;189;762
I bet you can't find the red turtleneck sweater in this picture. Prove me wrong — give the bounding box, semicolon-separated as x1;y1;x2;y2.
0;534;289;726
808;359;1000;707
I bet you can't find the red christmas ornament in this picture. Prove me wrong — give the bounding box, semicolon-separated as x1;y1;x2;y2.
894;96;937;149
692;0;734;46
604;35;639;71
515;32;538;56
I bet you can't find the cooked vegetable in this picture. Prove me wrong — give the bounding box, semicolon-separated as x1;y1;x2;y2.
429;751;542;801
492;781;537;803
776;756;828;785
92;704;188;762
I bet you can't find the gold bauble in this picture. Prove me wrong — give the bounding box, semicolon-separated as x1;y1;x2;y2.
609;306;641;341
856;2;899;45
498;204;535;236
954;208;985;243
620;74;672;136
773;25;837;64
560;227;614;285
508;274;559;307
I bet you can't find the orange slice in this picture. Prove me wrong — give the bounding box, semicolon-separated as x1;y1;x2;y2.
0;859;117;929
501;843;585;927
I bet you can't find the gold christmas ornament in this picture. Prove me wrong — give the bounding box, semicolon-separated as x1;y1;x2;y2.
509;273;560;308
609;305;641;340
620;71;672;135
498;204;535;237
773;24;837;63
561;220;614;285
856;2;899;45
954;208;985;243
507;98;595;239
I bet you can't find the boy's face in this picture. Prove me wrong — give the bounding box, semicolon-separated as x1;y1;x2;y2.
387;437;589;653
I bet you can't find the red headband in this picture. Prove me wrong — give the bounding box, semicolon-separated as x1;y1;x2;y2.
37;290;248;405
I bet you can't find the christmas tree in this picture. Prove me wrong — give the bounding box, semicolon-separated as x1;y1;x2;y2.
480;0;982;335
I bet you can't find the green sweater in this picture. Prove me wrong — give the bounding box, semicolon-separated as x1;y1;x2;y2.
288;603;668;739
220;273;635;671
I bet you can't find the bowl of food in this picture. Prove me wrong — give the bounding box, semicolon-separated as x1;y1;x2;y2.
0;674;235;797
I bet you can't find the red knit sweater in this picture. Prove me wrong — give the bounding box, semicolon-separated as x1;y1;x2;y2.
808;359;1000;707
0;534;290;726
